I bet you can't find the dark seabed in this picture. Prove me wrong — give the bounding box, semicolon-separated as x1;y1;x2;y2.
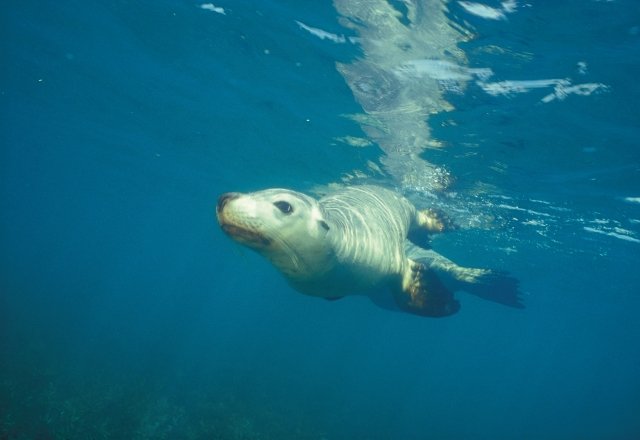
2;1;640;439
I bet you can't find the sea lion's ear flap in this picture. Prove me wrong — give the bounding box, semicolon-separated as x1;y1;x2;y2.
310;206;330;231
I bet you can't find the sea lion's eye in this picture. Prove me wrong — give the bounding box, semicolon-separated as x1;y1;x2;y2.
273;201;293;214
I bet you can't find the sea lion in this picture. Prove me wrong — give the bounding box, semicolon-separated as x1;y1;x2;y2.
216;185;495;317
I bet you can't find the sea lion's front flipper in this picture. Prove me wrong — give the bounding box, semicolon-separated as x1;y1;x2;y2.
395;260;460;317
416;208;455;233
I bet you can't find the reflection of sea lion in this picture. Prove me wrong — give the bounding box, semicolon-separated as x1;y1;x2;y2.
216;185;493;317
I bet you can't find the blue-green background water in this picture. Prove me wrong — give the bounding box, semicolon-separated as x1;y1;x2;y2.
2;1;640;439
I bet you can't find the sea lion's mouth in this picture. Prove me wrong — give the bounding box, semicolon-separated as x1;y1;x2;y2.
220;222;272;247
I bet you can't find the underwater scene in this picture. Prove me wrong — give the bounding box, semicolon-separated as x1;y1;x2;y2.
2;0;640;439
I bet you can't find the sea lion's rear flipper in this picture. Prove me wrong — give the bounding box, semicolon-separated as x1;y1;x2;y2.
405;243;490;283
395;260;460;317
406;242;524;309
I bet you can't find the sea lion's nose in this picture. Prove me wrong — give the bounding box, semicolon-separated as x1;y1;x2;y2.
217;193;240;213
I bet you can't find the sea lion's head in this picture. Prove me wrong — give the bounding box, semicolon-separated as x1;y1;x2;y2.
216;189;334;279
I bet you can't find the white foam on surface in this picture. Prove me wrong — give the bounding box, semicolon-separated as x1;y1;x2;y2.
496;204;554;218
295;21;347;44
584;227;640;244
199;3;225;14
478;78;608;102
458;0;518;20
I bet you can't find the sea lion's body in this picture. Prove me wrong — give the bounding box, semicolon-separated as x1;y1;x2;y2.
217;185;490;317
290;186;415;296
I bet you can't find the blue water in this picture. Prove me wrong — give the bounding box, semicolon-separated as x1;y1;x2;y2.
2;1;639;439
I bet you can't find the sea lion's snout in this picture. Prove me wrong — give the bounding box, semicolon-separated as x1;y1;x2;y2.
216;192;272;248
217;192;240;214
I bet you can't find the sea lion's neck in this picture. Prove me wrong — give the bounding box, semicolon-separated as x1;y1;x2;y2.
263;237;335;282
